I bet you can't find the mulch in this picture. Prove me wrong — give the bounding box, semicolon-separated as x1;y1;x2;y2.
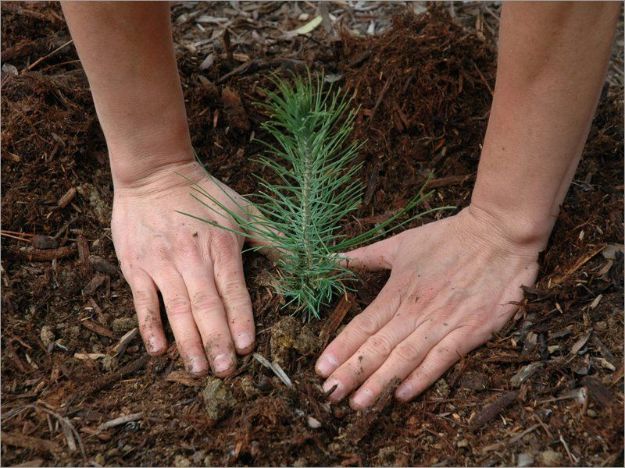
2;2;623;466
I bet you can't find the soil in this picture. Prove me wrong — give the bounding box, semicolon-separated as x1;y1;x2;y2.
2;2;623;466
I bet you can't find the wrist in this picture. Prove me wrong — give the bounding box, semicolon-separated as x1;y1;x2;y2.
464;201;554;254
108;125;195;189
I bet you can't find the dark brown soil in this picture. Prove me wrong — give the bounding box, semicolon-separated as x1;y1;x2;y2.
2;3;623;466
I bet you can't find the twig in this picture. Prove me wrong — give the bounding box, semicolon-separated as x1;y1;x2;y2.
24;39;73;72
98;412;142;431
560;433;579;464
253;353;293;387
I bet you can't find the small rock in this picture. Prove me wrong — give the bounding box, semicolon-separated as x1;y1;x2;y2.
547;345;561;354
538;450;562;466
94;454;106;466
456;439;469;448
517;452;534;467
433;378;450;398
2;63;18;76
306;416;321;429
293;457;308;467
459;371;489;391
173;455;191;467
40;326;55;350
102;354;118;372
191;450;206;465
202;377;235;421
587;409;598;418
112;317;137;334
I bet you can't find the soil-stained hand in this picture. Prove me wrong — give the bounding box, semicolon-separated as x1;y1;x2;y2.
315;206;541;408
112;161;255;377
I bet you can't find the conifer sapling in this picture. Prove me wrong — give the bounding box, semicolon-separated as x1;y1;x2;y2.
183;74;448;321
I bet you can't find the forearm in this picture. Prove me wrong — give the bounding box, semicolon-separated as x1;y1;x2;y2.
471;2;620;249
61;1;193;186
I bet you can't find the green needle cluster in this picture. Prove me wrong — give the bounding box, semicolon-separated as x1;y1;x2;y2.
186;73;445;321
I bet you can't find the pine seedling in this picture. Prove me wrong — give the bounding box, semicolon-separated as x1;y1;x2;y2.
184;73;448;321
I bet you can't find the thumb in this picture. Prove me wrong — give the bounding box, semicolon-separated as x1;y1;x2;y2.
339;234;400;271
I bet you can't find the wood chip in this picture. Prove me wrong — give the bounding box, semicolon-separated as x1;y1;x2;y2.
57;187;77;208
1;431;60;453
510;362;543;387
98;412;142;431
165;370;203;387
31;235;58;250
253;353;292;387
470;391;518;429
551;244;606;285
112;327;139;356
570;330;592;355
80;319;114;338
10;245;75;262
74;353;106;360
83;273;107;295
89;255;118;275
320;293;354;347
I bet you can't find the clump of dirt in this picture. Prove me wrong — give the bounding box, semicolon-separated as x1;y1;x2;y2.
202;377;236;421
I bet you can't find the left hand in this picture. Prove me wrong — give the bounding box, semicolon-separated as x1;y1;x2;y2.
315;206;541;409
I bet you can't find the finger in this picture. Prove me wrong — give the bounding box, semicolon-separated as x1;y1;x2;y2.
316;282;401;379
178;256;238;377
211;231;255;354
153;270;209;376
394;327;483;402
322;308;420;403
348;315;446;409
127;269;167;355
339;234;400;271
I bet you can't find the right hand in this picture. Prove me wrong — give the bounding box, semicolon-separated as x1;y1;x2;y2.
111;160;255;377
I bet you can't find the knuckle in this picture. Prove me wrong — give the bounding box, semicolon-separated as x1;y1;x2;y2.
394;341;420;363
365;334;394;357
210;231;239;261
166;296;191;317
353;313;380;337
219;278;249;303
133;290;156;313
191;291;223;313
152;237;171;261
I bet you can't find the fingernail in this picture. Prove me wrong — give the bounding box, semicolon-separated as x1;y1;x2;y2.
236;333;254;351
187;356;205;375
395;385;411;401
316;354;338;377
351;388;374;409
212;353;233;375
322;379;342;400
146;337;161;355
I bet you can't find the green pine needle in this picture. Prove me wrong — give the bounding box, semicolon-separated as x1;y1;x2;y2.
184;73;452;321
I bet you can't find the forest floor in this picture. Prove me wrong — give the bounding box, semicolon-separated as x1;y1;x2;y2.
1;2;623;466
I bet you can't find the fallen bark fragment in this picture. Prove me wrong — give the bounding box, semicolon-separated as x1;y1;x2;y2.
10;245;75;261
80;319;113;338
320;293;354;347
470;390;518;430
1;431;60;453
98;412;142;431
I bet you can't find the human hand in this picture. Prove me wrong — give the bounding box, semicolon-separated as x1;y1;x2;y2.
112;160;255;377
315;206;541;408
